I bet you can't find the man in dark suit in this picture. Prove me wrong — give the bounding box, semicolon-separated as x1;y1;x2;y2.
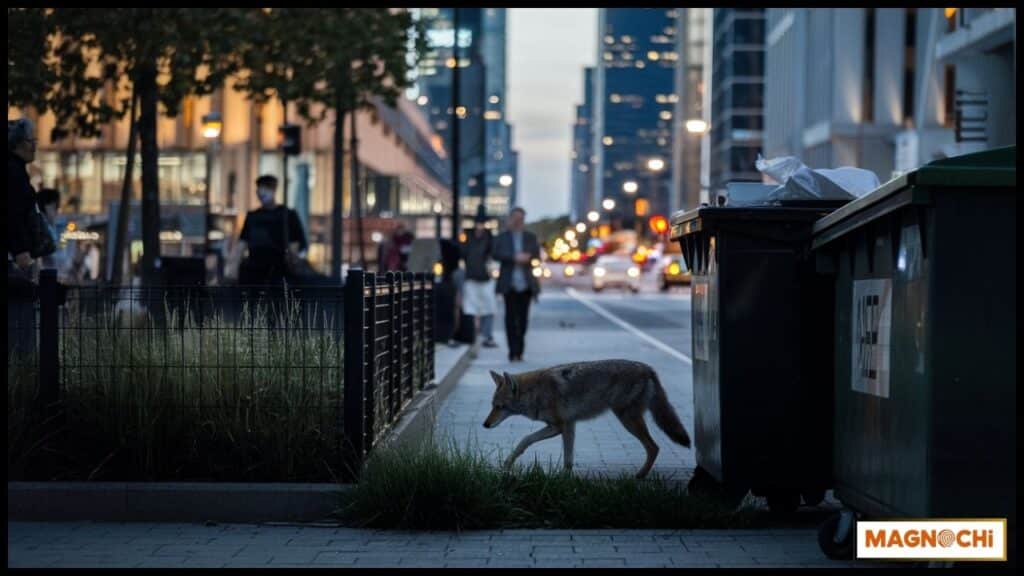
493;206;540;362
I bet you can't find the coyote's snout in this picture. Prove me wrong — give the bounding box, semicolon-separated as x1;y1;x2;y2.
484;359;690;479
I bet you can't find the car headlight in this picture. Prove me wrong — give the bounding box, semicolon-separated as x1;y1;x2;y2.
627;267;640;278
564;265;576;277
593;267;606;277
668;263;681;275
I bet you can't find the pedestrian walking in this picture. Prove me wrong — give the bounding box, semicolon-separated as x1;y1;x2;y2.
493;206;540;362
229;174;308;286
460;208;498;348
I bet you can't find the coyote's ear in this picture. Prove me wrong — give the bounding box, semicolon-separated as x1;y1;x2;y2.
503;372;518;397
489;370;503;387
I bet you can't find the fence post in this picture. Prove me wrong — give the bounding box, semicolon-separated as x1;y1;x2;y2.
424;274;435;384
363;272;377;452
405;272;414;397
343;268;366;481
38;269;60;419
386;271;398;423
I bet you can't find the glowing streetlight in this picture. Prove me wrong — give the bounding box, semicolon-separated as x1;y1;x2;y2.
587;211;600;223
622;180;639;194
602;198;616;211
575;222;586;233
564;229;576;241
685;119;709;134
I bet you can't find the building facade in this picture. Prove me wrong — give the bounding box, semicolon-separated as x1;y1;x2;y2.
19;82;452;279
707;8;765;195
410;7;519;227
570;67;595;222
669;8;708;215
593;8;680;227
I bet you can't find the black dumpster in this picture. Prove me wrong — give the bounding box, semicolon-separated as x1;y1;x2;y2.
670;198;848;513
810;146;1016;559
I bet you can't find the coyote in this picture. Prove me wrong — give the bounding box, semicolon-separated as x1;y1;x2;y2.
483;359;690;479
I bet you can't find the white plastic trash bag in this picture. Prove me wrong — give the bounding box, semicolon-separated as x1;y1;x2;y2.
756;154;879;202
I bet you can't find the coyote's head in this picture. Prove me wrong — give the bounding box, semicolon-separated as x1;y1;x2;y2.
483;370;521;428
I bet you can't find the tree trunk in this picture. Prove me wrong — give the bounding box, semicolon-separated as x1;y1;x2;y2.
351;97;366;270
109;88;139;285
138;63;161;286
331;102;346;280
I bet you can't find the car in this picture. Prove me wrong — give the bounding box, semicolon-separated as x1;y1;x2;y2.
592;254;641;293
659;255;691;291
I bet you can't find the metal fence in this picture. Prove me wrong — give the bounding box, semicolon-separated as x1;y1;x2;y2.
8;268;435;481
343;270;435;476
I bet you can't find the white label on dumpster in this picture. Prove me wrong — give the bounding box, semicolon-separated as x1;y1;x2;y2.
852;278;892;398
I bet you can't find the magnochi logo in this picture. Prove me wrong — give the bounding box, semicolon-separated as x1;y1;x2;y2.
857;520;1006;560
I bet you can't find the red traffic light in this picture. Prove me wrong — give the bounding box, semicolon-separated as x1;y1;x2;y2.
648;215;669;235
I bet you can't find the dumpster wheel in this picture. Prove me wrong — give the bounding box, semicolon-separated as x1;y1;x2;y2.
817;511;855;560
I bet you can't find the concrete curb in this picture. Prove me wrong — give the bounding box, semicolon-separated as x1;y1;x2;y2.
377;343;477;451
6;343;476;524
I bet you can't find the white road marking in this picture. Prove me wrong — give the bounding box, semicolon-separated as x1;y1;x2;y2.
566;287;693;366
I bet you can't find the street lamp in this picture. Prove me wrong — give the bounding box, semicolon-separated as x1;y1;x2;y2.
602;198;616;211
564;229;576;242
685;119;709;134
587;210;600;223
622;180;639;194
201;112;222;256
575;222;586;233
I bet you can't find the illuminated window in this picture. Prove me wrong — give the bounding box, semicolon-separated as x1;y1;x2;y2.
647;51;660;61
603;52;613;61
660;111;672;120
635;60;646;69
484;110;502;120
488;95;500;104
602;136;614;146
609;93;622;103
622;35;632;44
604;35;615;44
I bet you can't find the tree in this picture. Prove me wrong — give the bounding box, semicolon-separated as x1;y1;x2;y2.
233;8;426;278
9;8;241;285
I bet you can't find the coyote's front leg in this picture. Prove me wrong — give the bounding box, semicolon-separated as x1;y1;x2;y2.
504;424;561;469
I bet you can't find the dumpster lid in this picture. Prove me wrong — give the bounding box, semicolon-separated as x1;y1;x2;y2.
812;146;1016;247
669;200;847;240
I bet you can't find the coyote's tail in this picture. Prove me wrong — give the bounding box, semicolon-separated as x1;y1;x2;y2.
648;371;691;447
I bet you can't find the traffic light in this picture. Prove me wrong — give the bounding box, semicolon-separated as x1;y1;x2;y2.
280;124;301;155
648;215;669;235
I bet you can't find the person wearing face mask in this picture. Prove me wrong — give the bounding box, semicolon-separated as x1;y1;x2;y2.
230;174;307;286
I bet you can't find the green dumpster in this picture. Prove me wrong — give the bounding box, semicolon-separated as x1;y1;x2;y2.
669;198;847;513
810;146;1016;559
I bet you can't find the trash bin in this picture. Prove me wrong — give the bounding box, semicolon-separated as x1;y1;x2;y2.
670;197;848;513
810;146;1016;559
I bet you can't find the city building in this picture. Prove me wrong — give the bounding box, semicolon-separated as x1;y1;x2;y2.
569;67;595;223
593;8;680;227
705;8;765;196
409;7;519;228
762;8;1015;184
669;8;708;214
19;83;452;279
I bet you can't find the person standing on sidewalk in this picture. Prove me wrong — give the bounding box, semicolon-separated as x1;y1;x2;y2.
8;118;41;356
461;207;498;348
493;206;540;362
